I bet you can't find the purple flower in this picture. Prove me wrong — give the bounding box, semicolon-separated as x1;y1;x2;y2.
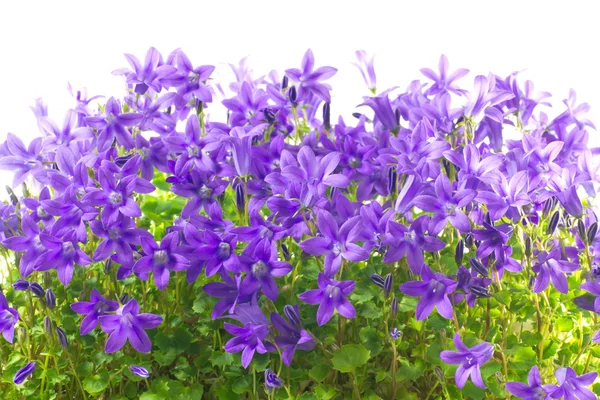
412;173;476;235
390;328;402;340
112;47;180;95
264;368;283;390
0;133;44;187
0;291;19;343
99;298;163;353
440;333;494;389
169;169;228;218
532;247;579;294
133;232;190;290
34;232;92;286
443;144;503;187
471;223;512;260
361;94;398;132
547;367;597;400
298;273;356;326
14;362;36;385
300;210;368;277
270;304;315;366
238;239;293;301
352;50;377;92
70;288;119;335
505;366;554;400
2;213;46;277
420;55;469;96
203;271;252;319
475;171;529;221
399;265;457;321
285;49;337;102
224;321;272;369
383;215;445;274
129;365;150;379
85;97;143;152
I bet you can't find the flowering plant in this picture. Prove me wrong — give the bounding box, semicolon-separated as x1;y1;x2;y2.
0;48;599;399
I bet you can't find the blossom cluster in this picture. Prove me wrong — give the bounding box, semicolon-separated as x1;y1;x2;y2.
0;48;599;399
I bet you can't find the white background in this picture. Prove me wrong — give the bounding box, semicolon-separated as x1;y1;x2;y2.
0;0;599;189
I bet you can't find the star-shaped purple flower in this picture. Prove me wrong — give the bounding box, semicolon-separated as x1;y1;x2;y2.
399;265;457;320
298;273;356;326
70;288;119;335
440;333;494;389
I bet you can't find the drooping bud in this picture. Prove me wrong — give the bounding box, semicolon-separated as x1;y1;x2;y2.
384;274;393;298
120;292;131;305
104;259;113;274
129;365;150;378
469;284;490;298
287;86;297;105
235;183;245;214
524;235;533;258
588;222;598;245
56;327;69;349
13;362;36;385
390;297;398;319
45;289;56;309
323;103;331;131
283;305;302;328
44;316;53;336
13;280;30;291
464;232;474;248
370;274;385;289
455;239;464;266
29;282;44;297
547;210;560;235
264;368;283;390
577;220;587;241
281;243;290;261
387;166;397;195
469;258;489;277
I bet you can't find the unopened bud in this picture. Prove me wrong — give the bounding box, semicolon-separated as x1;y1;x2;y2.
287;86;297;105
235;183;245;214
281;76;289;90
44;316;53;336
263;108;276;125
542;196;555;218
120;293;131;305
104;259;113;274
370;274;385;289
45;289;56;309
384;274;393;298
283;305;301;328
29;282;44;297
56;327;68;349
588;222;598;245
469;284;490;298
547;210;560;235
465;232;474;248
455;239;464;266
434;366;444;381
387;167;397;196
577;220;587;242
469;258;488;277
281;243;290;261
323;103;331;131
390;298;398;319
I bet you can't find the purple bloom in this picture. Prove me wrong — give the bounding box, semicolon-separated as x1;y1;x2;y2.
285;49;337;102
505;366;554;400
420;55;469;96
443;144;503;187
299;210;368;277
224;321;272;369
70;288;119;335
2;213;46;277
440;333;494;389
133;232;190;290
475;171;529;221
352;50;377;92
85;97;143;152
264;368;283;389
298;273;356;326
34;232;92;286
203;271;252;319
129;365;150;379
532;247;579;294
270;304;315;366
169;169;228;218
0;291;19;343
399;265;457;320
99;298;163;353
112;47;180;95
471;223;512;260
412;173;476;235
238;239;293;301
547;367;597;400
0;133;44;187
390;328;402;340
361;94;398;132
14;362;36;385
383;215;445;274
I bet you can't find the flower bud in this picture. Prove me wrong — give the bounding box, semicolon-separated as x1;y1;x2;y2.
542;196;555;217
13;280;30;291
281;76;289;90
469;284;490;298
114;154;133;167
390;327;402;340
44;316;53;336
390;297;398;319
323;102;331;131
370;274;385;289
442;159;451;177
528;275;535;289
29;282;44;297
104;259;113;274
464;232;474;248
469;258;488;277
120;292;131;305
434;366;444;381
524;235;533;258
455;239;464;266
287;86;297;105
13;362;36;385
129;365;150;378
281;243;290;261
264;368;283;389
56;327;68;349
263;108;276;124
384;274;393;298
495;371;504;384
387;166;397;195
283;305;302;328
547;210;560;235
45;289;56;309
484;212;491;225
394;109;401;126
5;185;18;206
588;222;598;244
235;183;245;214
577;220;587;242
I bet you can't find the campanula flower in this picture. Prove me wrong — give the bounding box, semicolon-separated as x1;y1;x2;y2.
298;273;356;326
70;288;119;335
440;333;494;389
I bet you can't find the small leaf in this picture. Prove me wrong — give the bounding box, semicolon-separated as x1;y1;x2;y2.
331;344;370;373
83;370;110;395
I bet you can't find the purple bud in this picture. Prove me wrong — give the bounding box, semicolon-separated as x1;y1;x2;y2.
134;83;149;95
104;259;113;274
547;210;560;235
235;183;245;213
14;362;36;384
384;274;393;298
264;368;283;389
495;371;504;384
281;76;289;90
13;280;30;291
45;289;56;309
120;292;131;305
5;185;18;206
283;305;302;328
455;239;464;266
542;196;556;217
390;327;402;340
387;167;397;195
287;86;297;105
370;274;385;288
129;365;150;378
464;232;474;248
469;284;490;298
577;220;587;242
524;235;532;258
114;154;133;167
484;212;492;225
281;243;290;261
469;258;488;277
44;316;53;336
442;159;451;177
390;297;398;319
434;366;444;381
323;103;331;131
263;108;276;125
56;327;68;349
29;282;44;297
588;222;598;244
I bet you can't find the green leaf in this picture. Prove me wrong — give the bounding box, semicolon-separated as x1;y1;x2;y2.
511;346;537;371
397;296;418;312
83;370;110;395
331;344;370;373
232;376;250;394
155;326;193;355
359;327;383;357
210;351;234;368
359;302;383;319
309;364;331;383
556;317;574;332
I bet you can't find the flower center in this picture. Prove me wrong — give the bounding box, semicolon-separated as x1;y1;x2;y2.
187;145;200;157
332;242;344;256
197;185;212;199
62;242;74;256
252;261;268;278
536;162;549;173
444;203;456;215
108;229;121;240
109;192;123;206
349;157;361;168
154;250;168;264
217;242;231;260
37;206;47;217
325;285;341;299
